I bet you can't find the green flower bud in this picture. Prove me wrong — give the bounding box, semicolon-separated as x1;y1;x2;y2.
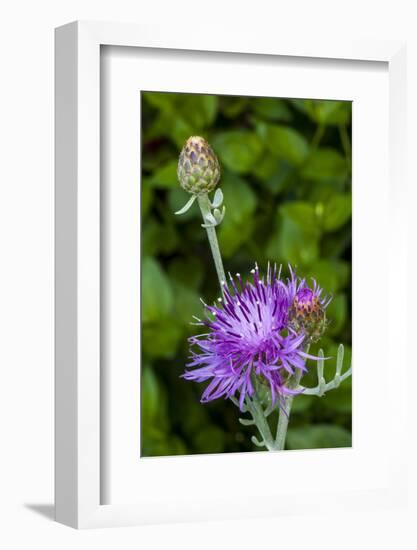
177;136;220;195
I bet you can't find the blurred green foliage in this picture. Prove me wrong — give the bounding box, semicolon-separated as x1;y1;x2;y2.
141;92;352;456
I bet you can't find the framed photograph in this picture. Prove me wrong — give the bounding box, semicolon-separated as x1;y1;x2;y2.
55;21;407;528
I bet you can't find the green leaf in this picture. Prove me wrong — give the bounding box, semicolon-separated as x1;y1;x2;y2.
142;257;174;322
251;154;294;197
143;92;219;149
264;163;294;195
266;216;319;266
169;117;194;149
280;201;320;235
221;173;257;224
309;339;352;376
251;152;279;181
319;193;352;232
211;131;263;174
252;98;292;121
220;96;249;118
168;189;199;221
257;122;309;165
290;99;351;125
149;160;178;189
143;91;176;111
301;148;348;182
267;201;321;265
140;91;352;457
286;424;351;449
302;259;350;294
143;92;218;127
180;95;218;127
217;173;257;256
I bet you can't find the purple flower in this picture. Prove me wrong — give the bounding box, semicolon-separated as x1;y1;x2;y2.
287;267;332;342
183;264;317;409
287;266;331;307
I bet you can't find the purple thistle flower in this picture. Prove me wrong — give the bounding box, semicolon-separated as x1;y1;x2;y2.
286;266;332;307
287;266;332;342
183;264;317;410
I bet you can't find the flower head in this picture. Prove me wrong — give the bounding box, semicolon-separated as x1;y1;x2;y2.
183;264;315;409
287;267;332;343
177;136;220;195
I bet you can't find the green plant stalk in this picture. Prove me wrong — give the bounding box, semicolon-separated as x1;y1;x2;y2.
311;123;325;149
247;394;276;451
275;345;309;450
275;369;303;450
197;193;227;295
197;190;277;449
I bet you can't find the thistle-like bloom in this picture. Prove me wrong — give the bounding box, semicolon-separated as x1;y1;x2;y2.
183;265;316;409
287;268;332;343
177;136;220;195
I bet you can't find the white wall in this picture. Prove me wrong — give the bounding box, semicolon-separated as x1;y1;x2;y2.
0;1;415;547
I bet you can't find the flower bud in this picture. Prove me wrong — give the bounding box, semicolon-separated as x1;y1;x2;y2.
177;136;220;195
289;287;328;343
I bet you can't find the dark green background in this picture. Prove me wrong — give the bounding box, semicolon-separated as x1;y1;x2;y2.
141;92;352;456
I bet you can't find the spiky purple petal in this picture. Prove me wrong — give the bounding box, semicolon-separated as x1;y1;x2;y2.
182;264;320;409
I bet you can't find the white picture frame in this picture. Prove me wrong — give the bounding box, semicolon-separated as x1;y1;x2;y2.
55;20;407;529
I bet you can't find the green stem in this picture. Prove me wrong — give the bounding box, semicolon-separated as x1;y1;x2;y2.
246;394;276;451
197;194;227;295
311;124;325;149
275;411;288;451
275;345;309;450
275;369;303;450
